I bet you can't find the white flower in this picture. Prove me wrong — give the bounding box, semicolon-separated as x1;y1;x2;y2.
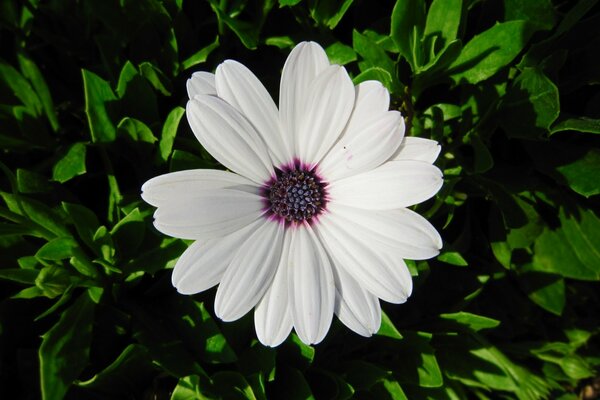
141;41;443;346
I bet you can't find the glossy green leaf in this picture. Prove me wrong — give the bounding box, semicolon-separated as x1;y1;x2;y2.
36;236;78;260
62;202;100;254
503;0;555;30
0;268;39;284
159;106;185;162
424;0;462;51
326;42;357;65
532;207;600;280
110;208;146;258
440;312;501;331
390;0;426;69
182;36;220;70
310;0;354;29
170;375;215;400
0;59;42;115
76;344;156;396
551;116;600;135
212;372;257;400
17;53;59;131
437;251;468;266
117;117;157;144
82;69;117;143
500;67;559;138
52;142;87;183
139;62;172;96
16;168;52;194
555;148;600;198
39;292;95;400
449;21;533;84
376;310;403;339
518;271;565;315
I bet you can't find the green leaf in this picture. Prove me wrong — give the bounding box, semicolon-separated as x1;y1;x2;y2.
500;67;559;138
424;0;462;51
449;21;533;84
353;30;401;93
376;310;403;339
159;106;185;162
62;202;100;255
182;36;220;70
503;0;555;31
139;62;172;96
122;237;185;275
76;344;156;396
0;59;42;115
171;375;215;400
265;36;295;49
310;0;354;29
17;168;52;194
531;207;600;280
439;312;501;331
518;272;565;315
437;251;468;266
352;67;395;94
0;192;69;238
212;372;257;400
395;332;443;387
551;116;600;135
17;53;59;131
36;237;78;260
82;69;117;143
117;117;157;144
390;0;427;69
39;292;95;400
110;208;146;258
0;268;39;284
208;2;259;49
554;147;600;198
326;42;357;65
52;142;87;183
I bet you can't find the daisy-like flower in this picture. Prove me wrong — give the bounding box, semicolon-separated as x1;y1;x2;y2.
141;42;443;346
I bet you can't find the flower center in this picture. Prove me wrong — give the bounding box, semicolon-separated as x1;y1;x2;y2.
266;167;326;223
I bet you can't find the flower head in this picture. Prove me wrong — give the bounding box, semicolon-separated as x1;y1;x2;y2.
141;42;443;346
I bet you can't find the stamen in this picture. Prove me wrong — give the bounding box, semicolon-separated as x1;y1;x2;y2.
264;165;326;224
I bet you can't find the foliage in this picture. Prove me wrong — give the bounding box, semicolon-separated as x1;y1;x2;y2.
1;0;599;399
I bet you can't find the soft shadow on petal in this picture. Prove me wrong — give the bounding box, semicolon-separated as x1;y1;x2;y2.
326;203;442;260
187;71;216;98
172;219;261;294
153;188;265;240
328;160;443;209
316;214;413;304
288;224;335;345
279;41;330;157
391;137;442;163
255;231;293;347
215;219;284;322
141;169;257;207
331;261;382;337
296;65;355;165
187;95;274;184
216;60;292;166
319;111;404;181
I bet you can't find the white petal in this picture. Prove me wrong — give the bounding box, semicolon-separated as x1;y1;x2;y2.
327;203;442;260
331;262;381;337
187;95;274;184
328;160;443;209
347;80;390;120
215;219;284;321
288;224;335;345
391;137;441;163
279;42;330;157
187;71;216;98
153;189;265;240
255;232;293;347
296;65;355;165
172;220;260;294
318;111;404;181
215;60;292;166
316;214;413;304
141;169;256;207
